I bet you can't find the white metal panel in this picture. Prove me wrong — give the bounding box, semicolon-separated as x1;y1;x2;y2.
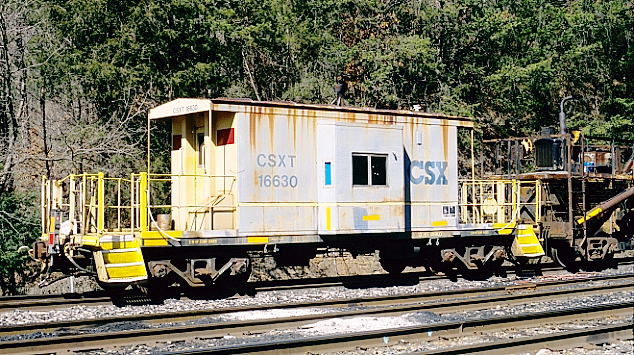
316;121;338;234
403;122;459;229
236;109;317;233
333;122;404;232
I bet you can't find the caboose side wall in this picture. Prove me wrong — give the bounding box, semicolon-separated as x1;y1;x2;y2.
213;102;462;238
234;108;318;235
403;120;459;231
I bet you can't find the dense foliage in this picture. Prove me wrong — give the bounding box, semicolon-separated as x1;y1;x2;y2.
0;0;631;293
40;0;633;136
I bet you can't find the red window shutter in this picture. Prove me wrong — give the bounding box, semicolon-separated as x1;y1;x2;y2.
217;128;235;146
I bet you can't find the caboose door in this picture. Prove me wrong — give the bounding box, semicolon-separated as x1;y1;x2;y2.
171;112;212;231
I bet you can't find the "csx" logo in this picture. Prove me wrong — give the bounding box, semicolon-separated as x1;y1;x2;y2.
408;161;448;185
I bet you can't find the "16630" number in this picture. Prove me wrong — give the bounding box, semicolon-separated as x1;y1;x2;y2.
257;174;298;188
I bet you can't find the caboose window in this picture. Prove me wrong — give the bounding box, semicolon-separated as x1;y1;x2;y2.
196;132;205;167
352;155;368;185
352;154;387;186
371;156;387;185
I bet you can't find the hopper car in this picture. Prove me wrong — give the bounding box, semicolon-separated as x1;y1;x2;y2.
31;98;633;296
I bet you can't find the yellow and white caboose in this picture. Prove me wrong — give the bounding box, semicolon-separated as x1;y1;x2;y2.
35;98;543;293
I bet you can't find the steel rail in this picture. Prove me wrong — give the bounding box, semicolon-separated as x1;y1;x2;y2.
0;273;631;337
0;277;631;354
420;323;633;354
0;270;435;311
157;302;634;355
0;292;110;311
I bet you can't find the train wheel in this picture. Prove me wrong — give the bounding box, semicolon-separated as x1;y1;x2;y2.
581;253;616;272
96;281;130;306
379;258;406;274
459;261;494;281
551;246;579;273
514;257;542;277
214;256;252;297
137;277;178;304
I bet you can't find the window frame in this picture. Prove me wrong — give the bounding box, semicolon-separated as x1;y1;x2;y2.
196;131;205;168
351;153;388;187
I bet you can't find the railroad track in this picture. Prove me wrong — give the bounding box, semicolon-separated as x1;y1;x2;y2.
0;270;435;311
0;292;112;311
2;259;628;311
0;273;631;354
169;303;632;355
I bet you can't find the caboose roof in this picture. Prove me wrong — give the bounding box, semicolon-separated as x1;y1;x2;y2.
148;97;473;127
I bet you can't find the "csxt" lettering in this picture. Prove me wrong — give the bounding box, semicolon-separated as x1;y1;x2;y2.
409;161;448;185
256;153;296;168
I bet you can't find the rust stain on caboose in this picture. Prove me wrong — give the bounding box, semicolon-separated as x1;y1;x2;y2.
248;106;259;152
290;108;298;150
266;111;275;151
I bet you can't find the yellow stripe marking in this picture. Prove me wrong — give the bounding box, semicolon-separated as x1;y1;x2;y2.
49;217;56;233
326;207;331;230
102;252;144;264
493;222;517;229
106;264;147;279
141;230;184;239
576;207;603;224
431;220;448;227
247;236;269;243
362;215;380;221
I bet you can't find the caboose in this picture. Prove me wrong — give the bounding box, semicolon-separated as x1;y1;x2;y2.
35;98;547;294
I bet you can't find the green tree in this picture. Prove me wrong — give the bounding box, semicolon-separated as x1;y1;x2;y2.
0;192;38;295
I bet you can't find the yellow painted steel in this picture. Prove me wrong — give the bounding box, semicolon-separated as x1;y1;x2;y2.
49;216;55;233
431;220;448;227
362;214;380;221
325;207;332;230
106;264;147;279
459;179;540;233
80;235;100;247
576;207;602;224
141;230;184;239
139;230;184;246
141;239;169;246
93;250;147;282
99;237;141;250
510;224;544;257
247;236;269;243
102;250;144;264
97;172;104;232
139;172;148;233
492;222;516;235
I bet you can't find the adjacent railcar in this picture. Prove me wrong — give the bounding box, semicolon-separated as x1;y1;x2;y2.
484;129;634;271
33;98;546;293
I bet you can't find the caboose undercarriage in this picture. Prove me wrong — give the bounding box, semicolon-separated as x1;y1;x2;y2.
34;170;544;297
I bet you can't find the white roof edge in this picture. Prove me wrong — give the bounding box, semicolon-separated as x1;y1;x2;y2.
149;98;473;128
148;98;211;120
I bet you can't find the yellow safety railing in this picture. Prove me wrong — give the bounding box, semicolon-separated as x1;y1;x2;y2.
459;179;541;225
135;173;237;232
41;172;237;240
41;173;136;237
